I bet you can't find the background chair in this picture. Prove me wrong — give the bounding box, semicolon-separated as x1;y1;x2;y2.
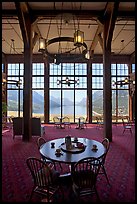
32;117;45;137
12;117;44;139
71;157;101;201
12;117;23;139
98;138;110;184
96;117;103;129
62;116;71;128
26;157;63;202
53;116;61;128
122;118;132;135
76;116;87;129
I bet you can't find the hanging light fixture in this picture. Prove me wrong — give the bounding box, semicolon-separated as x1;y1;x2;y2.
2;73;22;87
85;50;90;59
57;77;79;87
38;9;89;64
2;78;22;87
39;38;46;51
112;77;135;87
74;30;84;47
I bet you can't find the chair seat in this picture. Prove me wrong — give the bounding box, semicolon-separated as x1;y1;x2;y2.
71;157;101;201
125;125;132;129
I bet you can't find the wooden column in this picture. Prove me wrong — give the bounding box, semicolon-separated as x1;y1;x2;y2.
102;2;119;142
23;39;32;141
103;40;112;141
44;59;49;124
87;60;92;123
15;2;38;141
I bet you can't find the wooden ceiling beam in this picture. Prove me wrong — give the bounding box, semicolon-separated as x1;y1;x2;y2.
14;2;39;48
98;33;103;50
89;23;103;56
104;2;120;47
2;9;135;20
14;2;30;46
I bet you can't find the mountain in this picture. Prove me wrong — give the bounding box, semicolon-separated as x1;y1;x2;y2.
7;89;128;113
76;97;86;106
50;96;60;107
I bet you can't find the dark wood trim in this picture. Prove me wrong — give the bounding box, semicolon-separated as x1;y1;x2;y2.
2;9;135;20
4;54;131;64
44;62;49;123
87;61;92;123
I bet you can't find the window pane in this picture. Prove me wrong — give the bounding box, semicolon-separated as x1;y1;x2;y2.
92;90;103;121
111;64;116;75
32;63;44;75
75;90;87;119
132;64;135;73
92;77;103;89
8;64;19;75
117;64;128;75
32;77;44;88
7;90;18;117
77;77;87;88
32;90;44;122
62;63;74;75
19;90;23;117
49;90;61;122
2;63;4;72
118;90;129;118
20;63;24;75
50;76;59;88
92;63;103;75
50;63;61;75
62;90;74;122
75;63;87;75
112;90;116;122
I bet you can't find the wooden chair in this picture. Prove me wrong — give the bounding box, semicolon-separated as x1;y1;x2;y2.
12;117;23;139
26;157;63;202
98;138;110;185
96;117;103;129
76;116;87;129
32;117;45;137
71;157;101;201
53;116;61;128
12;117;45;139
122;118;132;135
62;116;71;128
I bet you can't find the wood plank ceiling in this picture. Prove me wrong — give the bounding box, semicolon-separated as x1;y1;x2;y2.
2;2;135;57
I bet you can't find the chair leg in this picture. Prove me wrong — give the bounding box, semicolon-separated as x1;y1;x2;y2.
28;189;34;202
59;163;63;170
94;186;101;202
54;162;62;170
101;165;110;185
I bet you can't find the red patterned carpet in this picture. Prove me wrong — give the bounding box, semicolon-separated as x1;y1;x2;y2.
2;124;135;202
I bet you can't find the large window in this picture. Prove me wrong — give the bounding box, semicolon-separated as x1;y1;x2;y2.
5;61;132;124
7;63;24;117
49;63;87;122
32;63;44;122
111;63;129;122
92;63;103;122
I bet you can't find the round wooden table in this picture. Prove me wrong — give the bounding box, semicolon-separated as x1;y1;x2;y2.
39;137;106;171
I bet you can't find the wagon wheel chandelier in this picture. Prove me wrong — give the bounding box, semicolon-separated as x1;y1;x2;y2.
38;8;90;64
